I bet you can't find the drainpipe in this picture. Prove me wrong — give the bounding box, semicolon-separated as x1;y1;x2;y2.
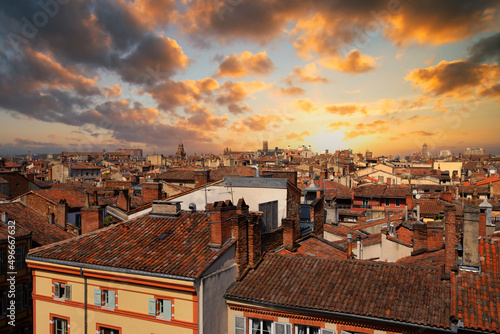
80;268;87;334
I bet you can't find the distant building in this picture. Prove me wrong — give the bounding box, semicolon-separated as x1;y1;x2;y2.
263;140;268;153
465;147;484;155
439;149;452;157
422;143;428;158
118;148;143;158
176;142;186;160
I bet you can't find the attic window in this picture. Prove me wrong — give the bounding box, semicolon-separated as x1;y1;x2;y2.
157;233;168;240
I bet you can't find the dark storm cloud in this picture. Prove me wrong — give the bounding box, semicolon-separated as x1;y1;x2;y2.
468;33;500;64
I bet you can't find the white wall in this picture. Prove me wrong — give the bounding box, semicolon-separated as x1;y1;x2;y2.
172;184;288;225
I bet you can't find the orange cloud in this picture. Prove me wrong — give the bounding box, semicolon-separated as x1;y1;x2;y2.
103;84;122;98
344;120;389;139
215;51;274;78
271;86;306;96
284;63;329;85
328;121;351;131
406;60;500;98
293;98;318;113
177;105;229;132
325;104;367;116
146;78;219;111
285;131;311;141
320;50;376;74
230;114;286;132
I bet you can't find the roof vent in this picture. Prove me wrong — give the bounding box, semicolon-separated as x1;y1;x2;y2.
189;203;197;211
157;233;168;240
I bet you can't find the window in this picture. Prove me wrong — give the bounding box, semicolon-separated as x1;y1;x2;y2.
322;330;335;334
362;198;369;208
234;316;246;334
75;214;81;229
296;325;320;334
53;282;71;301
94;289;116;310
395;199;400;207
274;322;292;334
52;317;68;334
385;199;390;206
15;245;26;269
0;249;5;274
98;325;121;334
249;318;271;334
148;298;173;320
259;200;278;232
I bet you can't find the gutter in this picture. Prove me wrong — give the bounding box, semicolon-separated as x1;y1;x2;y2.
27;255;196;282
224;296;454;333
80;268;87;334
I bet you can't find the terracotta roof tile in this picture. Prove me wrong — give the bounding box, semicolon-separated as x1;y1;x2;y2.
28;211;232;279
277;235;347;259
0;202;71;245
226;254;451;329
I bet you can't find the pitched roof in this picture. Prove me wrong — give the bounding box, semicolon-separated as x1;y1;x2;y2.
28;211;233;279
277;234;347;259
226;254;451;330
451;238;500;333
0;202;71;245
397;249;445;268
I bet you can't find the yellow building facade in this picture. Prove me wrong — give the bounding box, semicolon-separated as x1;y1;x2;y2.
29;260;198;334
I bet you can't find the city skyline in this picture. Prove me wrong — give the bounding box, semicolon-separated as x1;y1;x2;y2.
1;0;500;156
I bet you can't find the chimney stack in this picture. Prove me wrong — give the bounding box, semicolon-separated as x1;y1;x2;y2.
56;199;68;229
347;233;353;259
232;214;249;278
81;204;104;235
462;205;480;268
207;201;236;248
117;189;131;211
282;218;297;251
412;221;427;255
247;212;262;268
194;169;210;188
443;205;457;279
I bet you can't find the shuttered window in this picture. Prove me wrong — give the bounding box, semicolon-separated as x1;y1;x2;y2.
258;200;278;232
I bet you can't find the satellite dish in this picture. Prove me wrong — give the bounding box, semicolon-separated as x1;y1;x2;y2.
412;190;417;195
416;194;421;200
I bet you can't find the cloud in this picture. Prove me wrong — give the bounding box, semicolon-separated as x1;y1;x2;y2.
345;89;360;94
319;50;376;74
177;105;228;132
468;32;500;64
344;120;389;139
215;51;274;78
230;114;287;132
271;86;306;96
216;80;272;108
325;104;367;116
103;84;122;98
478;83;500;98
293;98;318;113
406;60;500;97
145;78;219;111
285;131;310;141
284;63;329;85
409;131;434;137
327;121;351;131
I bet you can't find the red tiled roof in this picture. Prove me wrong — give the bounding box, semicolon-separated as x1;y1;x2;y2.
277;235;346;259
28;211;233;279
397;249;445;268
0;202;71;245
323;223;362;239
226;254;451;329
30;187;108;208
451;238;500;333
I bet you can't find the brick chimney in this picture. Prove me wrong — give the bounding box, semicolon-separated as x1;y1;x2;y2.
247;212;262;268
56;199;68;229
207;201;236;248
412;221;427;255
116;189;130;211
310;198;324;237
194;169;210;188
478;211;486;237
48;168;53;181
232;214;248;278
26;173;35;182
236;198;249;215
463;205;480;268
426;221;444;251
81;205;104;235
282;218;297;251
142;182;162;203
443;205;457;279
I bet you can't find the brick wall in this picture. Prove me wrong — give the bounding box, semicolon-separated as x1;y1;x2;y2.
261;170;298;186
261;227;283;252
81;206;103;235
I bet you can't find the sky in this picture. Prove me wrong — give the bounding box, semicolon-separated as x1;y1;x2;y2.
0;0;500;157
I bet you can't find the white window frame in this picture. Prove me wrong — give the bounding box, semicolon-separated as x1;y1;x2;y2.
295;325;320;334
321;329;335;334
53;317;68;334
274;322;292;334
249;318;272;334
234;315;246;334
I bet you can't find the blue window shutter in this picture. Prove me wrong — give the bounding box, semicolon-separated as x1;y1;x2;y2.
148;298;156;316
93;289;101;306
108;291;116;309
